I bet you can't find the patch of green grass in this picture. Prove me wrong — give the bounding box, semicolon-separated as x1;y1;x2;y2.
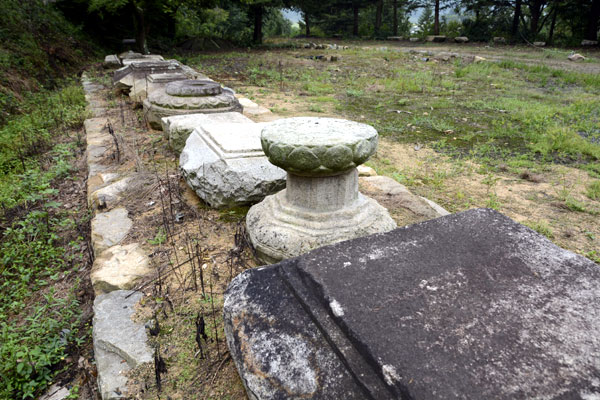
308;104;324;113
586;180;600;200
218;206;250;222
564;196;587;212
524;220;555;239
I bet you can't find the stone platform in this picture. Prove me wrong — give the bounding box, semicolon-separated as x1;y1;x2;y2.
144;80;242;129
225;208;600;399
247;117;396;263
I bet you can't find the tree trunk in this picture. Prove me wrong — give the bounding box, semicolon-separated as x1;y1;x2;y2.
353;2;359;36
511;0;522;39
547;4;557;45
585;0;600;41
375;0;383;37
304;12;310;37
393;0;398;36
529;0;545;39
434;0;440;35
252;4;263;44
131;1;147;54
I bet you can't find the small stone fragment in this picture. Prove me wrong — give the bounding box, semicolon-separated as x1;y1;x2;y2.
568;53;586;61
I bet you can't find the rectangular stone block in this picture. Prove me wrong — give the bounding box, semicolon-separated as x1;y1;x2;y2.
224;208;600;399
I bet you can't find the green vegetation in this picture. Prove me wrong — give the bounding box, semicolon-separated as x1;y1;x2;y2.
0;0;92;123
587;180;600;200
524;220;555;239
188;49;600;174
0;84;89;399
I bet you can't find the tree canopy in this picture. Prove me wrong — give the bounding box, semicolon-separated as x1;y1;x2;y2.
47;0;600;48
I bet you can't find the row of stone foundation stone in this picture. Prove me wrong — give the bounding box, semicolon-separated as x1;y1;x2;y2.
90;50;600;399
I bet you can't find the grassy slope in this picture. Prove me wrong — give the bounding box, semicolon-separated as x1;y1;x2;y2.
0;1;97;398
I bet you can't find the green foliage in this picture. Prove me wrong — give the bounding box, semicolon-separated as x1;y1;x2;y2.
0;84;86;209
416;7;435;37
175;5;230;39
0;82;87;399
587;181;600;201
524;220;555;239
0;290;82;399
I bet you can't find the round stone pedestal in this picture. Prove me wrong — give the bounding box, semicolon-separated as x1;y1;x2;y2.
246;117;396;264
143;79;242;129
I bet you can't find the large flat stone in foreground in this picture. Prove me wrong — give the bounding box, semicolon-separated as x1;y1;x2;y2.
180;122;286;208
93;290;153;399
224;208;600;399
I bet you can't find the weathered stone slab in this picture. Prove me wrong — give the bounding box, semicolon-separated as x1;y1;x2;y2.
93;290;153;399
454;36;469;43
91;208;133;255
581;39;598;46
162;111;252;152
121;54;164;66
180;122;286;208
91;243;152;294
426;35;446;42
89;177;132;210
569;53;586;61
143;80;243;129
359;175;446;219
103;55;122;69
118;50;143;60
112;60;183;93
128;72;189;104
88;172;120;194
238;97;271;117
225;208;600;399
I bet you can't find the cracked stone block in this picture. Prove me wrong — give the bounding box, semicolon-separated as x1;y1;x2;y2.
93;290;153;399
180;122;286;208
103;55;122;69
238;97;271;117
91;243;152;294
225;208;600;399
162;111;252;153
91;208;133;255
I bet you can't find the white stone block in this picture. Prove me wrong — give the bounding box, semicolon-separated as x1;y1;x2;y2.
162;112;253;152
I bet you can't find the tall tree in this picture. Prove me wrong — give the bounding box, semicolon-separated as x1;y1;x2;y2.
585;0;600;40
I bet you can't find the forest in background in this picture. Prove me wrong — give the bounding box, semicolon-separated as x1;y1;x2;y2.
57;0;600;53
